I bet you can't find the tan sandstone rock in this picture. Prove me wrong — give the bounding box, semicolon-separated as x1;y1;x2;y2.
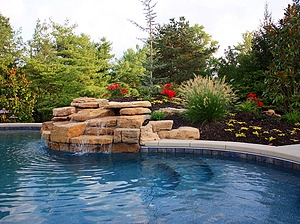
70;108;114;122
117;115;145;128
41;121;55;132
70;144;99;153
87;116;118;127
120;107;151;115
149;120;173;132
42;131;51;140
70;135;114;145
114;128;140;144
157;107;187;116
51;122;88;143
100;143;140;153
158;126;200;140
53;106;76;117
47;141;60;151
140;124;160;146
84;127;115;135
105;101;151;109
71;97;109;108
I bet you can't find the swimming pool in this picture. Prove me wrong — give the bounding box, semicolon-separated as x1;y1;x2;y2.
0;131;299;223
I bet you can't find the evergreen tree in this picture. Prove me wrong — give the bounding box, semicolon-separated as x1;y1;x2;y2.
25;19;113;121
153;17;218;84
0;13;23;81
113;45;147;94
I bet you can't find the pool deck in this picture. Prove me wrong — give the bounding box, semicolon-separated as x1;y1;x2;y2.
1;123;299;165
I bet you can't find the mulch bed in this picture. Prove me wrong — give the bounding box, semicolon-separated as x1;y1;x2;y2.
110;96;300;146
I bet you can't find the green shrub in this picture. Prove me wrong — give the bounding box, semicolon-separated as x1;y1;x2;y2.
179;75;237;123
281;110;300;124
0;68;36;123
151;111;166;120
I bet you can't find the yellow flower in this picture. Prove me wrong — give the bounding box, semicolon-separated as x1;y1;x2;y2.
265;137;276;141
237;121;247;125
291;139;299;142
293;128;300;131
289;130;296;135
229;119;237;123
240;127;249;131
253;131;260;136
295;122;300;126
250;126;262;130
272;129;282;133
226;123;234;127
278;133;285;137
228;113;236;117
235;133;246;137
263;131;269;134
225;129;234;132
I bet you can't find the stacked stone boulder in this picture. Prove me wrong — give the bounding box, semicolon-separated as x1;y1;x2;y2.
42;97;200;153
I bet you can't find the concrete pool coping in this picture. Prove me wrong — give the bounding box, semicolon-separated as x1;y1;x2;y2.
143;139;300;165
0;123;42;130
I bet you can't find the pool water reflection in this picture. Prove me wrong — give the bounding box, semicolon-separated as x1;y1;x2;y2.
0;131;299;223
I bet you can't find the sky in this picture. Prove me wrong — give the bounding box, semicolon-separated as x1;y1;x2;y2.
0;0;293;58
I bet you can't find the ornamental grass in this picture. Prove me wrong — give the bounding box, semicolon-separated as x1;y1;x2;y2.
179;75;237;124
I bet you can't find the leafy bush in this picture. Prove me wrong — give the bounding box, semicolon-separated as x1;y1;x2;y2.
0;68;36;122
281;110;300;124
179;75;237;123
151;111;166;120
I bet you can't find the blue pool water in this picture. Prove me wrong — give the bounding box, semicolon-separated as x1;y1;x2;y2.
0;131;299;223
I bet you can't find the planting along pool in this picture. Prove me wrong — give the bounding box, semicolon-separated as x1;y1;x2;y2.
0;131;299;223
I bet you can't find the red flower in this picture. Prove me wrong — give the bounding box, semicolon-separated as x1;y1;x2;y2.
120;91;124;95
104;93;108;97
257;101;263;107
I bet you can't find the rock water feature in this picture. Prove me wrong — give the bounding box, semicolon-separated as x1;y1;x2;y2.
42;97;200;153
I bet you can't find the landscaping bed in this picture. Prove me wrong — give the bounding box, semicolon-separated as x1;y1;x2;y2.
111;96;300;146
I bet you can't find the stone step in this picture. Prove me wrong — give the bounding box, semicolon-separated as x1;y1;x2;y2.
70;135;114;145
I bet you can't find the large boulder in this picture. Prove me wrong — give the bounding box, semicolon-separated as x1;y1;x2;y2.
51;122;88;143
70;108;115;122
71;97;109;108
117;115;145;128
120;107;151;115
149;120;173;132
158;126;200;140
114;128;141;144
53;106;76;117
105;101;151;109
100;143;140;153
87;116;118;127
140;124;160;146
70;135;114;145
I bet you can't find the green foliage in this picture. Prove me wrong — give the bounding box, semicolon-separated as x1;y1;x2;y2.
151;110;166;120
0;68;36;122
265;3;300;113
25;19;113;121
153;17;218;84
281;110;300;124
0;13;23;81
179;75;237;124
113;45;147;90
217;31;267;100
